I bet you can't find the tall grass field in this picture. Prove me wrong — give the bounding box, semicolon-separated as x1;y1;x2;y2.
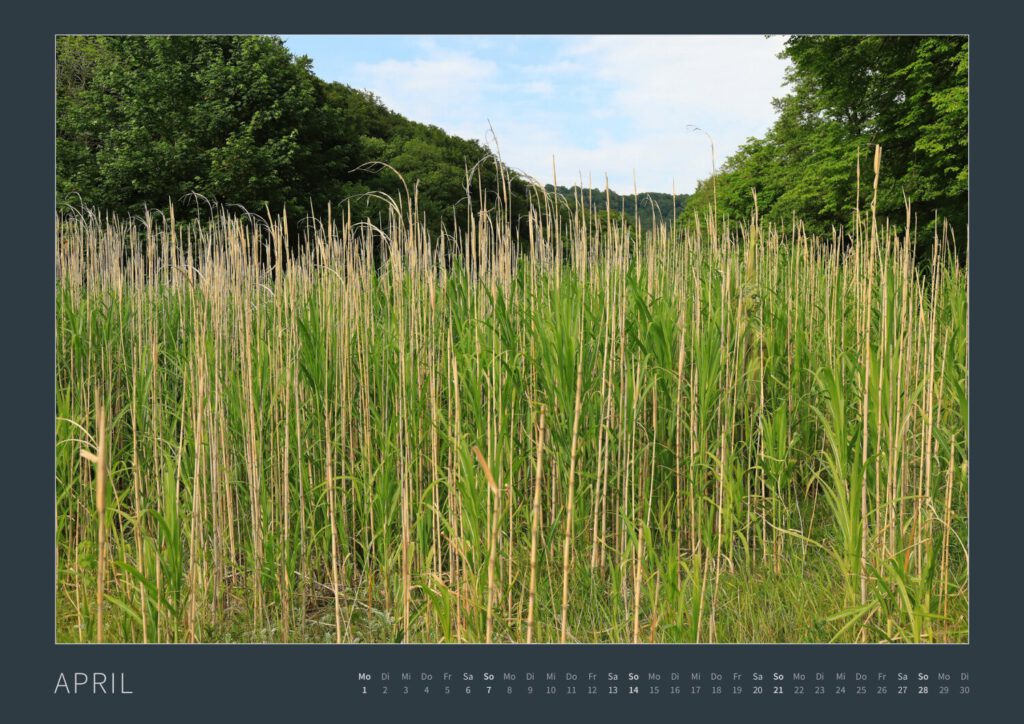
55;158;968;643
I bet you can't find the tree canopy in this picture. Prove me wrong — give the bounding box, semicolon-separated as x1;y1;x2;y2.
58;35;966;257
57;35;524;234
684;36;967;257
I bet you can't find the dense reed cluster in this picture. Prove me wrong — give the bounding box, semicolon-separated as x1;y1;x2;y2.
56;162;967;643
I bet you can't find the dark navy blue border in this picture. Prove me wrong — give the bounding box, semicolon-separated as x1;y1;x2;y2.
9;3;1020;721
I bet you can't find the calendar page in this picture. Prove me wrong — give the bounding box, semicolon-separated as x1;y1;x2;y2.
13;6;1018;723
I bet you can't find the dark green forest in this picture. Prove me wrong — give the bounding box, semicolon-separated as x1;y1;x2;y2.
57;35;967;254
57;35;527;234
685;36;967;256
544;185;684;232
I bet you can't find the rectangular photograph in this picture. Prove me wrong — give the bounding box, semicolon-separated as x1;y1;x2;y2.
54;34;968;643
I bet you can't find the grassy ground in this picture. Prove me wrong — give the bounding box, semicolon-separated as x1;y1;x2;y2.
55;171;968;644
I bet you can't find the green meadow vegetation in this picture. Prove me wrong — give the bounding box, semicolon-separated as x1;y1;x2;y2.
54;33;968;644
56;147;967;643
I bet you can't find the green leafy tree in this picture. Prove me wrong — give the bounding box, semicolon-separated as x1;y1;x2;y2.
58;36;358;220
57;36;525;235
687;36;967;256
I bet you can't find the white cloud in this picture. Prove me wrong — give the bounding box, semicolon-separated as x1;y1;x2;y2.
544;36;787;190
518;80;554;96
344;35;789;193
517;60;584;76
492;125;721;196
352;53;498;131
564;35;787;129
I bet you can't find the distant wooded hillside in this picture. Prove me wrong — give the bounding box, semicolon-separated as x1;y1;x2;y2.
544;185;687;232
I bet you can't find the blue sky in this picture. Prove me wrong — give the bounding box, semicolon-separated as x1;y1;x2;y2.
282;35;789;195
